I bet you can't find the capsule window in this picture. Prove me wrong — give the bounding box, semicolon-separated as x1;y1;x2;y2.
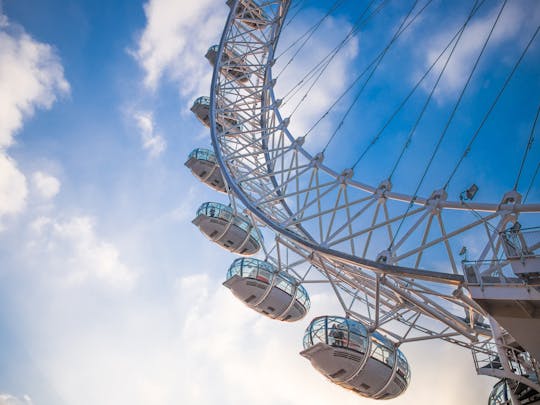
370;338;394;366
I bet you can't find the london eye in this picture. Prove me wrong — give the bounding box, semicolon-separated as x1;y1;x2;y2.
185;0;540;403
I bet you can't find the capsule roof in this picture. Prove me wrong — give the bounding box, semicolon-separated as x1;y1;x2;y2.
193;95;210;106
188;147;216;163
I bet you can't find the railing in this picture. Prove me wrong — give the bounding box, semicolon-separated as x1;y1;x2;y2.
462;226;540;285
502;226;540;258
472;341;538;381
462;260;522;286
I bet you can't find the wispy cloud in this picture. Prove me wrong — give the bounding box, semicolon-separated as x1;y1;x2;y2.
133;0;226;100
133;110;166;157
0;153;27;228
0;13;69;227
32;171;61;200
420;1;539;101
27;215;136;288
0;394;33;405
274;13;359;151
0;15;69;148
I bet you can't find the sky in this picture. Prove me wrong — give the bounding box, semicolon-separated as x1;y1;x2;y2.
0;0;538;404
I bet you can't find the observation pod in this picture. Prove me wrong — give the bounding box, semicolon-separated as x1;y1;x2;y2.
226;0;269;30
223;258;310;321
205;45;250;83
489;379;512;405
489;378;540;404
192;202;261;255
301;316;410;400
185;148;226;193
190;96;240;132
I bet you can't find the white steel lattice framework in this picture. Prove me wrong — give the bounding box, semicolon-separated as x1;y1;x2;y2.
206;0;540;399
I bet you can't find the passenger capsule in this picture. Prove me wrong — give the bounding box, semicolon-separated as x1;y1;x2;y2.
185;148;226;193
190;96;240;132
205;45;250;83
192;202;261;255
226;0;268;30
489;379;511;405
488;378;538;404
301;316;410;400
223;258;310;321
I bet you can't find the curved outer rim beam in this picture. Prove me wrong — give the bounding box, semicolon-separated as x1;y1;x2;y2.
209;0;538;287
210;0;464;286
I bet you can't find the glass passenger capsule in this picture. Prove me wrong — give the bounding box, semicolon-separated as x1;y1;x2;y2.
190;96;240;133
489;379;512;405
488;378;539;405
184;148;226;193
223;258;310;321
226;0;269;30
192;202;261;255
205;45;250;83
301;316;411;400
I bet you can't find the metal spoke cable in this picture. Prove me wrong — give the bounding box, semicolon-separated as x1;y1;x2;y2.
385;0;481;182
350;0;485;171
321;0;423;154
282;0;308;30
430;0;508;189
274;0;348;75
514;105;540;191
283;0;382;105
459;199;501;234
524;161;540;203
300;0;431;141
444;24;540;190
389;0;505;250
289;1;387;120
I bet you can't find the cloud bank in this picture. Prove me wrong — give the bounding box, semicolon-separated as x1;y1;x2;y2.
133;110;166;157
134;0;226;99
0;13;69;227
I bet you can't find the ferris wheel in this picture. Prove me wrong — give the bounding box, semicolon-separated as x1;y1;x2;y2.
185;0;540;403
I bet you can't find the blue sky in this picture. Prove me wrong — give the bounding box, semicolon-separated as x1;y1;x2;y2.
0;0;538;404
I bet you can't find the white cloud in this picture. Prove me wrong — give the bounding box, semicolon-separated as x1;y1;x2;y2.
133;2;358;151
0;394;33;405
169;274;491;405
0;15;69;148
0;13;68;227
168;185;199;222
27;215;136;288
0;152;28;227
32;171;61;200
1;261;492;405
0;14;8;28
133;0;226;98
271;12;359;151
421;1;539;100
133;110;166;157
